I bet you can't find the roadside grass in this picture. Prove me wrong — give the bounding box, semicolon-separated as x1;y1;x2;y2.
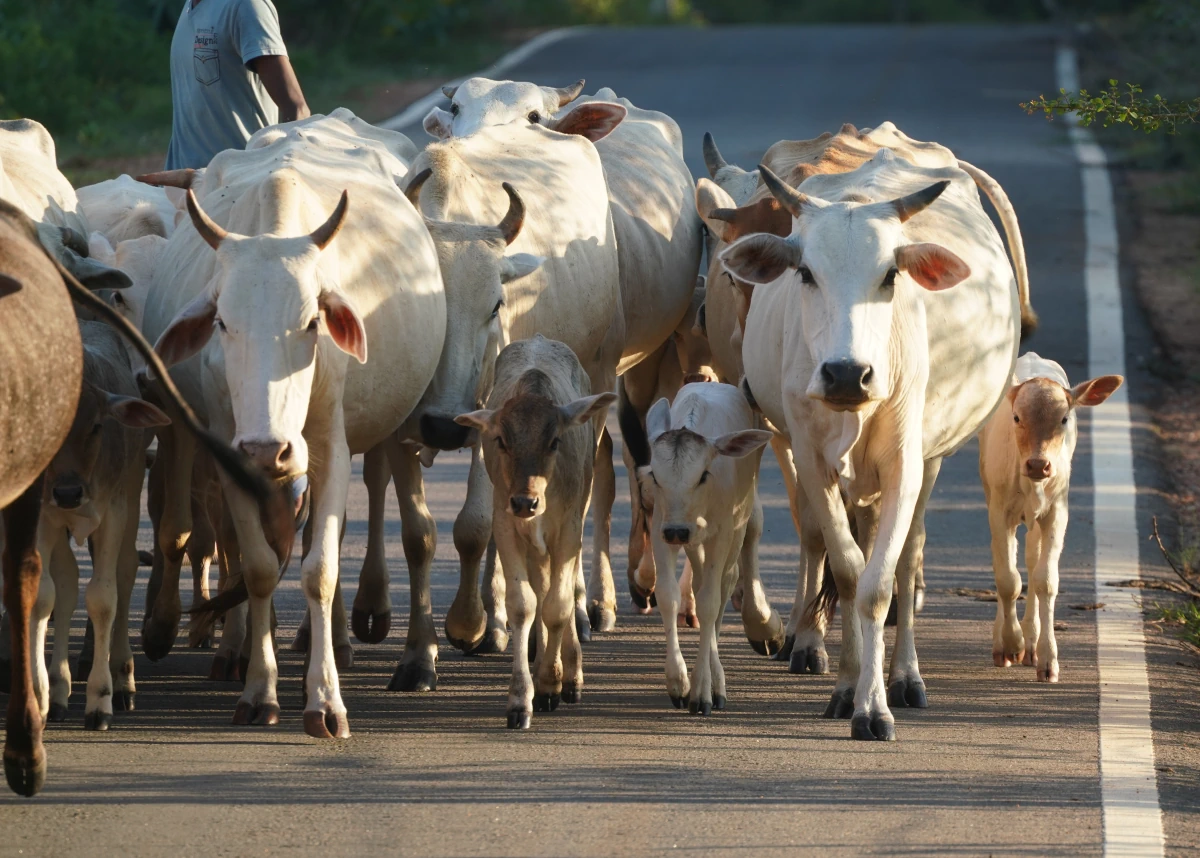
1156;601;1200;647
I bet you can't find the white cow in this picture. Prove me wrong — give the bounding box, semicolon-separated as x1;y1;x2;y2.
640;384;772;713
724;142;1025;741
979;352;1121;682
76;174;177;243
141;111;446;737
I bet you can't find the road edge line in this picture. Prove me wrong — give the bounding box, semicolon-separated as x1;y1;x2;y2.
379;27;589;131
1057;43;1166;858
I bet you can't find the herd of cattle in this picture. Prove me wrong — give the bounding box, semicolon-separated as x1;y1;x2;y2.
0;77;1122;797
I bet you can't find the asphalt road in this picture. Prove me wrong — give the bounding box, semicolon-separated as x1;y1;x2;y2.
4;24;1198;857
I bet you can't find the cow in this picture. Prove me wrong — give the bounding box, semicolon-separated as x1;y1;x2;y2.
454;335;616;729
30;322;169;729
979;352;1121;682
141;111;446;737
76;174;178;243
639;384;773;714
723;139;1027;741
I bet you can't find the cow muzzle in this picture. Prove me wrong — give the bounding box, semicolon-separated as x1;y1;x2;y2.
815;360;873;409
237;438;297;479
662;526;690;546
51;482;86;510
420;414;472;451
509;494;540;519
1024;457;1053;481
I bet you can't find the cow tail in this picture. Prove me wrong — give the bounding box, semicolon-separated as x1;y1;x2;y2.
958;159;1037;341
803;558;840;626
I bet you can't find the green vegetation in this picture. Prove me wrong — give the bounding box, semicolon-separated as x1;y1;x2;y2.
1157;602;1200;647
1022;81;1200;135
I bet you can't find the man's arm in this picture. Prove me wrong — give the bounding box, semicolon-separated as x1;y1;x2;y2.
251;55;310;123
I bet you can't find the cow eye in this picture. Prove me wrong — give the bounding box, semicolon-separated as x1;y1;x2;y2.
449;103;459;116
215;318;227;332
495;436;507;452
306;316;319;332
490;298;503;320
528;110;540;123
798;266;815;286
112;292;126;307
1013;414;1020;424
549;437;560;451
1062;416;1068;425
882;267;898;289
698;470;710;486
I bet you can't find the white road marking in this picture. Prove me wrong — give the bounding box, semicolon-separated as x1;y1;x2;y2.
379;27;586;131
1057;44;1166;857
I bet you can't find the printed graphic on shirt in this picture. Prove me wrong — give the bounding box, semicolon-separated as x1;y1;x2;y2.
193;27;220;86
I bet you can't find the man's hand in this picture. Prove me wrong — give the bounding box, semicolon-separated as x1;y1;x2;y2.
251;55;310;123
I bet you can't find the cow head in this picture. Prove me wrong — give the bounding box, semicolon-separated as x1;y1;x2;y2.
639;398;770;547
1008;373;1122;481
404;169;544;451
456;384;614;519
424;77;587;140
154;189;363;479
719;165;971;411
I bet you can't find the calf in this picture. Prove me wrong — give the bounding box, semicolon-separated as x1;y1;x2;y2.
639;383;772;713
456;336;615;729
979;352;1121;682
31;321;169;728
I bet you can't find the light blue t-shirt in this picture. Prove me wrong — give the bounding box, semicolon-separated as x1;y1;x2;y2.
165;0;288;170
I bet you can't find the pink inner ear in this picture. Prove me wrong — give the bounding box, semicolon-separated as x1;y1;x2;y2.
155;298;216;368
896;243;971;291
320;294;368;363
553;104;626;142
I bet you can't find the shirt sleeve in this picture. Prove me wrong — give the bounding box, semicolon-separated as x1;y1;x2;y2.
230;0;288;67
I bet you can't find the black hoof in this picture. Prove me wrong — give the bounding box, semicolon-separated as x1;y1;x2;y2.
351;608;391;644
748;633;786;657
669;694;685;709
772;634;796;662
533;692;560;713
587;604;616;634
790;646;829;675
506;708;531;730
850;712;896;741
629;580;653;611
575;607;592;644
822;687;855;719
561;682;581;704
387;662;437;692
688;697;712;716
713;694;727;711
83;710;113;731
141;615;179;663
463;625;508;656
887;678;928;709
4;754;46;797
114;690;135;712
47;702;69;723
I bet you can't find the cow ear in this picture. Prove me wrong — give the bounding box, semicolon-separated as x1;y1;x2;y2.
559;392;617;427
63;247;134;291
712;429;773;458
894;243;971;291
645;397;672;443
1071;374;1123;407
155;291;217;368
106;394;171;428
549;103;626;142
454;409;495;432
318;290;368;364
0;274;21;298
720;233;800;285
423;107;453;140
500;253;544;284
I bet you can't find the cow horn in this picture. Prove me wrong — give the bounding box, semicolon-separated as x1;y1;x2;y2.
137;168;196;189
404;168;432;208
891;180;950;223
555;79;585;107
709;208;737;224
311;190;350;251
758;164;808;218
442;84;458;100
702;132;727;179
497;182;525;246
185;189;228;250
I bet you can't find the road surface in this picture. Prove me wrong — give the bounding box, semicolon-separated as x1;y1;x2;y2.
4;23;1197;857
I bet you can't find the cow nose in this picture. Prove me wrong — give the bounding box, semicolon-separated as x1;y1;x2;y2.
420;414;471;451
510;495;539;518
52;484;84;509
1025;458;1052;481
238;440;293;475
819;360;873;403
662;526;690;545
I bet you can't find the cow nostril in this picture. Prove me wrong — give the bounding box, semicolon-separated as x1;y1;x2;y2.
278;443;293;464
820;364;835;386
861;366;873;386
53;486;83;508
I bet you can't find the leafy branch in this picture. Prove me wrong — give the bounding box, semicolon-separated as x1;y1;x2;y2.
1021;80;1200;134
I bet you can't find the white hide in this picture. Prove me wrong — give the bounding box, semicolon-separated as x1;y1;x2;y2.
76;174;177;243
423;77;584;140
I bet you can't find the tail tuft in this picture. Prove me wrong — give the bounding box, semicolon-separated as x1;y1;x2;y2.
1020;305;1039;342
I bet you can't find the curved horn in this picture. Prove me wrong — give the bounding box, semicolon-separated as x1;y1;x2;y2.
311;191;350;251
702;132;727;179
137;168;196;189
758;164;808;218
497;182;525;246
892;180;950;223
185;189;228;250
555;79;585;107
441;84;458;100
404;168;432;208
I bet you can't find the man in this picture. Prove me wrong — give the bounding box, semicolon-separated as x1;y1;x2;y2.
165;0;310;170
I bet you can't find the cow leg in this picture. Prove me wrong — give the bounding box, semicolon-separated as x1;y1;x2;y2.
386;443;438;693
711;545;743;709
1021;520;1043;667
445;444;496;654
143;426;194;661
534;541;578;712
989;498;1023;668
1030;504;1065;683
82;506;128;731
738;496;782;655
3;478;48;797
498;528;537;730
587;426;617;633
687;542;722;715
887;458;940;710
651;533;688;706
789;499;831;674
484;540;512;649
210;503;245;683
623;439;655;615
771;434;805;662
30;527;58;723
677;559;698;628
185;479;216;649
47;533;77;721
352;442;392;644
110;491;140;712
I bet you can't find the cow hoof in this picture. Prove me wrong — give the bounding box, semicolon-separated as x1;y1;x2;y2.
46;702;68;723
789;646;829;675
533;693;560;713
575;607;592;644
561;682;581;704
303;709;350;739
137;549;154;566
334;644;354;671
140;616;178;663
713;694;727;711
678;611;699;629
822;687;855;720
506;708;532;730
887;678;928;709
629;580;654;613
993;651;1018;668
1022;649;1038;667
688;698;712;717
748;631;786;657
772;635;796;662
208;653;240;682
83;711;112;732
289;625;311;653
669;694;685;709
387;663;437;693
462;624;509;656
1038;664;1060;683
113;691;135;713
588;604;616;634
4;753;46;798
351;608;391;645
850;712;896;742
